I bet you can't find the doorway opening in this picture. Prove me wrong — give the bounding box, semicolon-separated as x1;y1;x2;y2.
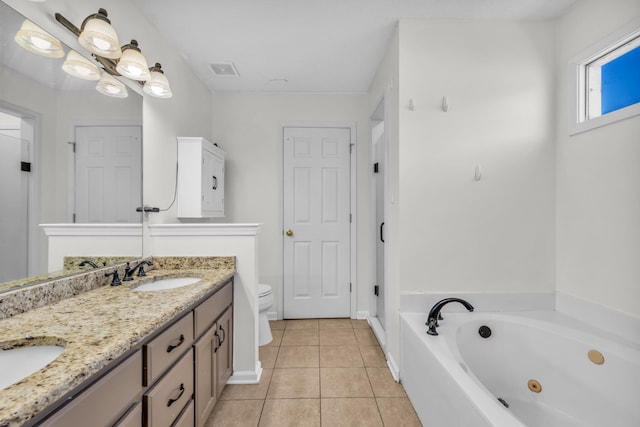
0;106;37;281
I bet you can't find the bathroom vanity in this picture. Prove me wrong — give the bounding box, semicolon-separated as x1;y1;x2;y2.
0;257;235;427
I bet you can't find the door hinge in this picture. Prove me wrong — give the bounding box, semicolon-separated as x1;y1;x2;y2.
350;283;352;292
373;162;379;173
72;213;76;223
20;161;31;172
374;285;379;296
350;143;354;154
350;213;352;223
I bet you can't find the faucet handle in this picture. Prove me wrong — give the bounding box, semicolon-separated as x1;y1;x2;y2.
426;317;439;336
105;270;122;286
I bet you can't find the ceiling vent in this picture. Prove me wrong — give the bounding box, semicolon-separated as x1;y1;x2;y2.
209;62;240;77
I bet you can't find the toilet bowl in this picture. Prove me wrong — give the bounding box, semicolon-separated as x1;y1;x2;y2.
258;284;273;346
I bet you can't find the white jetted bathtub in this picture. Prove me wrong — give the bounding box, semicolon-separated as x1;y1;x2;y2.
400;310;640;427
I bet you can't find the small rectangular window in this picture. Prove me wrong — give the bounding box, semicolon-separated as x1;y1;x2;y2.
570;21;640;134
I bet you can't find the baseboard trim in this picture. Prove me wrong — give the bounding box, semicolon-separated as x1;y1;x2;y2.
386;351;400;382
227;362;262;385
356;310;369;320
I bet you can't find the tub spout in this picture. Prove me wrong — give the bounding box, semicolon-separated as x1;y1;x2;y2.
426;298;474;336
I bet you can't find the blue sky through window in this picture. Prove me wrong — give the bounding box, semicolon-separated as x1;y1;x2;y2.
601;44;640;115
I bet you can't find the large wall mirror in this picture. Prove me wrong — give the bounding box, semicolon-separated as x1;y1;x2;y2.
0;0;143;292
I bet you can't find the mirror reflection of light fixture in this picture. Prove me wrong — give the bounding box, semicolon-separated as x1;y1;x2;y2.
143;63;173;99
78;9;121;59
14;20;64;58
55;9;172;99
96;72;128;98
62;50;100;80
116;40;151;81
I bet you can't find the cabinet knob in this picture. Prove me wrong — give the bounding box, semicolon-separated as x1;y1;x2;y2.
285;229;293;237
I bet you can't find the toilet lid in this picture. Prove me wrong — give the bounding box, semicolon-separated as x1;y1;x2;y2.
258;284;272;297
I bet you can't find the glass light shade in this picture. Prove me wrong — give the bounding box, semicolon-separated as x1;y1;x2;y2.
79;16;121;59
62;50;100;80
143;68;173;98
96;72;128;98
116;46;151;81
14;20;64;58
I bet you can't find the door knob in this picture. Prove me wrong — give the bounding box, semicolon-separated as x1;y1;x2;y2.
286;229;293;236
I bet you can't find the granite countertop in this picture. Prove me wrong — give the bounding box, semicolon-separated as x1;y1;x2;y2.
0;264;235;426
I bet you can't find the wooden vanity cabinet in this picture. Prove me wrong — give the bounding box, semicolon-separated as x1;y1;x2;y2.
33;279;233;427
193;282;233;427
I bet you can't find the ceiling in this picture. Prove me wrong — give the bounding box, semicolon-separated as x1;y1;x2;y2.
136;0;576;94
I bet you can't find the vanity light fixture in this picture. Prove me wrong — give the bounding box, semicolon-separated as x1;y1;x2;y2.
14;19;64;58
62;50;100;80
115;40;151;81
55;9;172;99
143;63;173;98
96;72;128;98
78;9;121;59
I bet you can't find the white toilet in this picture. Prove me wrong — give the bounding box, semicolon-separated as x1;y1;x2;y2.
258;284;273;346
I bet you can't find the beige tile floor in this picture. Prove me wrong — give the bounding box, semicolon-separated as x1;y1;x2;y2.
205;319;422;426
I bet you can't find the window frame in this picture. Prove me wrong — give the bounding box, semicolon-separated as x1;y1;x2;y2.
569;18;640;135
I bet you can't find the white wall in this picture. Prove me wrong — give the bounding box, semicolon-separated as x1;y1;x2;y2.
372;19;557;368
555;0;640;316
397;19;556;294
211;93;371;318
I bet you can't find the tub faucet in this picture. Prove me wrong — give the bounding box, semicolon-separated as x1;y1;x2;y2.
426;298;474;336
123;260;153;281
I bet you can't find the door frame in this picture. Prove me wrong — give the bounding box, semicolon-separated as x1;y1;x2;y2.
368;93;389;348
279;121;357;319
0;101;40;277
66;119;142;223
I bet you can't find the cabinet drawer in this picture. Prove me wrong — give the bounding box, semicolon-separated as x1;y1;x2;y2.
144;349;194;427
115;402;142;427
194;282;232;338
173;400;195;427
42;351;142;427
144;312;194;386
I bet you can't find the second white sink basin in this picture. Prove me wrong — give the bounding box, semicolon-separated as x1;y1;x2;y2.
132;277;201;292
0;341;65;390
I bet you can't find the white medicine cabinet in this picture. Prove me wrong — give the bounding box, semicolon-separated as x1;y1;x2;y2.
177;137;225;218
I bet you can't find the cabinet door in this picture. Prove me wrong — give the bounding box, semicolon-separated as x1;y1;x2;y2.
201;147;217;213
194;323;218;427
216;307;233;397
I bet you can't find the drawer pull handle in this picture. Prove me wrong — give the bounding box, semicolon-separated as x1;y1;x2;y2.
167;383;185;407
219;325;226;346
166;334;185;353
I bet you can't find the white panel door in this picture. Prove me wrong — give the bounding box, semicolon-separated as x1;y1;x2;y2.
283;127;351;318
75;126;142;223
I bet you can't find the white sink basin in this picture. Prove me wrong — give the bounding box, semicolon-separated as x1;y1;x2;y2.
132;277;201;292
0;342;65;389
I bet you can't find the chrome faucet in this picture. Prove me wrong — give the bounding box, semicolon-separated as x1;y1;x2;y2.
426;298;474;336
123;260;153;281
